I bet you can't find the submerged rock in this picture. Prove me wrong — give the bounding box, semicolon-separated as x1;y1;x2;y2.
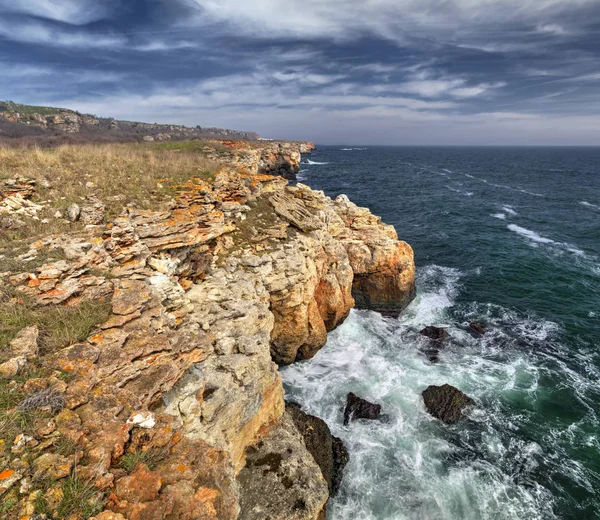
422;384;473;424
469;321;488;336
343;392;382;426
420;326;450;343
286;402;349;497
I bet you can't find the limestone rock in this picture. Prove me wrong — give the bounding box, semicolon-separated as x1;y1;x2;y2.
67;203;81;222
286;403;348;497
422;384;474;424
9;325;39;359
237;412;329;520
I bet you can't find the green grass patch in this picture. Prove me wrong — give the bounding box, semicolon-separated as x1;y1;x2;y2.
0;101;66;116
119;447;167;473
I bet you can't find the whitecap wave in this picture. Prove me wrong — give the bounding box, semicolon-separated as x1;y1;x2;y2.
580;201;600;210
492;213;506;220
502;205;517;216
508;224;555;244
446;185;474;196
306;159;329;165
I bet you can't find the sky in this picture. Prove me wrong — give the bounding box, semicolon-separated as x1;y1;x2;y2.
1;0;600;145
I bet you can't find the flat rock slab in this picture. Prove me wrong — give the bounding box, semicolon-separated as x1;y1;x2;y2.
268;191;322;233
343;392;382;426
422;384;473;424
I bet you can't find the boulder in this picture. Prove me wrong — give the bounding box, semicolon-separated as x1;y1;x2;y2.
67;203;81;222
422;384;473;424
236;412;329;520
420;326;450;343
286;403;349;497
343;392;381;426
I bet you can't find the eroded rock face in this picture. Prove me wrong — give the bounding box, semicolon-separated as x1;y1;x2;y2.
0;144;415;519
422;384;474;424
333;194;416;313
343;393;382;425
286;403;349;497
236;412;329;520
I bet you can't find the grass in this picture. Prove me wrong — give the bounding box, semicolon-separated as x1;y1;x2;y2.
54;436;79;457
0;245;68;274
0;290;112;358
119;447;167;473
0;101;64;117
0;142;222;243
224;195;288;259
33;473;105;519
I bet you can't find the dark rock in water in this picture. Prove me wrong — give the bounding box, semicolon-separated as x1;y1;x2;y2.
424;349;440;363
422;384;473;424
286;403;349;497
469;321;488;336
343;392;382;426
420;326;450;343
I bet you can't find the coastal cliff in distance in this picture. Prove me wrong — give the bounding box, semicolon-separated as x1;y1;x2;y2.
0;127;413;518
0;100;261;144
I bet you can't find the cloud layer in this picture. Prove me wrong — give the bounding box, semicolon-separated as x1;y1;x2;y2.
0;0;599;144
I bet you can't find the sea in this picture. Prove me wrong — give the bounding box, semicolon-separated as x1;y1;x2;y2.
281;146;600;520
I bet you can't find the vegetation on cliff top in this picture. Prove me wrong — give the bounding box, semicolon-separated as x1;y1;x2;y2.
0;142;221;244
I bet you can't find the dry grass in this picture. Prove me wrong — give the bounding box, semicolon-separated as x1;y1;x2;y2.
0;286;112;358
0;142;223;242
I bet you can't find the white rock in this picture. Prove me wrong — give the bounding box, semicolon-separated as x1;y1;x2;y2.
126;411;156;429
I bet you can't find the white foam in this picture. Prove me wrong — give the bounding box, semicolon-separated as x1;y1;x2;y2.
492;213;506;220
446;185;474;196
508;224;555;244
306;159;329;165
442;168;453;173
502;205;518;216
281;264;574;520
580;201;600;210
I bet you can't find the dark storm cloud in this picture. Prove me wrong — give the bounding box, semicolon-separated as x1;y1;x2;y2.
0;0;599;144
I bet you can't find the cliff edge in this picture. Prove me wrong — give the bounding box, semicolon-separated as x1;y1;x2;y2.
0;139;413;520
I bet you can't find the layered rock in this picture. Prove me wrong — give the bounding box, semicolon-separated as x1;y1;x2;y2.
0;144;414;519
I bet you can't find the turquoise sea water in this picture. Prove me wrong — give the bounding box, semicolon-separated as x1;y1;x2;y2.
281;147;600;519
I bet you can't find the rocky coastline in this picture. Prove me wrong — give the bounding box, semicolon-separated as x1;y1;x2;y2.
0;139;414;519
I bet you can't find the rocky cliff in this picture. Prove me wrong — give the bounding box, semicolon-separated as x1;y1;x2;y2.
0;101;260;143
0;140;414;520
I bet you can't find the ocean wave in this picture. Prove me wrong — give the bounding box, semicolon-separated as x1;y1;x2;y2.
580;201;600;210
492;213;506;220
305;159;329;165
341;147;367;151
445;185;473;196
507;224;555;244
280;268;586;520
502;205;518;216
507;225;597;273
460;173;544;197
442;168;453;173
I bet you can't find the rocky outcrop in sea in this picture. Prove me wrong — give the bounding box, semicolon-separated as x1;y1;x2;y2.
0;140;414;519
